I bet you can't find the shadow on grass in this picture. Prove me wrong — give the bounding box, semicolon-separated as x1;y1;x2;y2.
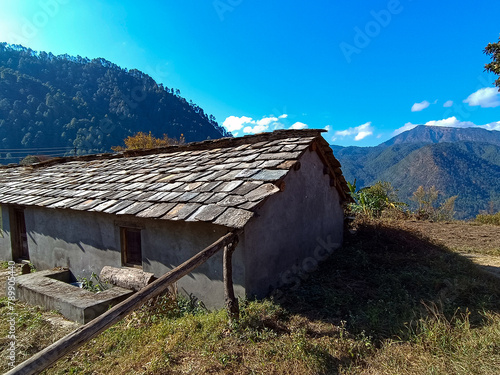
279;221;500;342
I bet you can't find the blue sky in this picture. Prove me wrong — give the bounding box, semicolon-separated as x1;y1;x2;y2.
1;0;499;146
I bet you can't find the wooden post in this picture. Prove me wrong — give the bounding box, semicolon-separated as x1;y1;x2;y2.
6;231;240;375
223;238;239;323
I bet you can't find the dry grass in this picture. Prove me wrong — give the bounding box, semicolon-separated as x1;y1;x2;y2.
0;299;77;374
346;311;500;375
1;218;500;374
395;220;500;255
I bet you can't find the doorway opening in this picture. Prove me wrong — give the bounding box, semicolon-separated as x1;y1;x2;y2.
11;207;29;261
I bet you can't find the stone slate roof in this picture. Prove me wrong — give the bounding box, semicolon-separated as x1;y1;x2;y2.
0;129;348;228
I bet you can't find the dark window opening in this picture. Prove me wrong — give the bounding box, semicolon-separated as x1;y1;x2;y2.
121;227;142;266
11;207;29;261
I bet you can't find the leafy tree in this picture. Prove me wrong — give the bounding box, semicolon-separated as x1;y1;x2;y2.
112;131;185;151
410;185;438;213
410;185;458;221
484;35;500;89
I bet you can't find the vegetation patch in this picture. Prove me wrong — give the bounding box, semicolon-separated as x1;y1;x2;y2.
476;212;500;226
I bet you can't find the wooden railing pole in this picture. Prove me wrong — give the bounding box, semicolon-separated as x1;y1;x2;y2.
223;237;239;323
6;231;240;375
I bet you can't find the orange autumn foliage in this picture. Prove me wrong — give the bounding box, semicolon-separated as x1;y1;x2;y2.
112;131;185;151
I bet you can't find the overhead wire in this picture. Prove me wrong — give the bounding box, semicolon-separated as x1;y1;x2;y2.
0;146;77;161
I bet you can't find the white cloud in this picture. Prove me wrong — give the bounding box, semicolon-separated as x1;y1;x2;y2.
290;122;308;130
222;116;253;132
483;121;500;131
394;116;500;135
443;100;453;107
256;117;278;126
243;124;269;134
324;125;331;132
411;100;430;112
463;87;500;108
393;122;418;135
334;122;374;141
223;114;285;135
425;116;475;128
428;118;500;131
355;131;372;141
278;114;288;119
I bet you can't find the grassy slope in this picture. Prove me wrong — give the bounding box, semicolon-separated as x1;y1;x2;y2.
1;220;500;374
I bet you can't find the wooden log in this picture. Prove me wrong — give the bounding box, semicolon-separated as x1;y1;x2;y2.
99;266;155;291
223;239;239;323
6;231;240;375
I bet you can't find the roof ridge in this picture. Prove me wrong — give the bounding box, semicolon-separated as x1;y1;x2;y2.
3;129;326;170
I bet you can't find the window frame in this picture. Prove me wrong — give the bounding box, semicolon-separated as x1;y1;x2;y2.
120;226;143;268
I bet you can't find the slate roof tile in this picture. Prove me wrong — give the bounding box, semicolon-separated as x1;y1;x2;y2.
122;191;143;201
234;169;260;179
238;200;262;210
71;199;104;211
218;195;248;207
249;170;288;181
258;160;283;168
214;180;244;193
245;183;281;202
198;181;224;192
157;182;183;191
116;201;154;215
136;203;177;218
213;208;254;228
90;200;119;212
103;200;136;214
231;181;263;195
218;170;244;181
187;204;227;222
256;152;302;161
177;192;199;202
204;192;227;204
188;192;214;203
276;160;298;170
163;203;200;220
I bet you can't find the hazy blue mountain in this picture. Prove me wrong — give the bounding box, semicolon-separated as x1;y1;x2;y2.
332;126;500;219
382;125;500;147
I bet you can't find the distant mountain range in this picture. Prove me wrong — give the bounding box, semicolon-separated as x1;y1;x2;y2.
331;125;500;219
0;43;229;164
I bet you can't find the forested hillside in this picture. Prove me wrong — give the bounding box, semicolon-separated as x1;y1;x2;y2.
0;43;229;164
332;126;500;219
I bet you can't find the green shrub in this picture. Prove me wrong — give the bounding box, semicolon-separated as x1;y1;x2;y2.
347;180;406;218
78;272;107;292
475;212;500;225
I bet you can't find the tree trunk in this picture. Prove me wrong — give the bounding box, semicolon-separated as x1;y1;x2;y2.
99;266;155;291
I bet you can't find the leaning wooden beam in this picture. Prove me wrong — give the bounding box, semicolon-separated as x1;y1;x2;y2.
223;238;239;323
6;231;240;375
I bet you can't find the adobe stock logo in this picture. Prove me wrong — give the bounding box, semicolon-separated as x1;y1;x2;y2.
213;0;243;21
8;0;70;45
271;235;341;303
339;0;406;63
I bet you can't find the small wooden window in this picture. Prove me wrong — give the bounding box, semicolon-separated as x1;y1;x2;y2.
121;227;142;267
